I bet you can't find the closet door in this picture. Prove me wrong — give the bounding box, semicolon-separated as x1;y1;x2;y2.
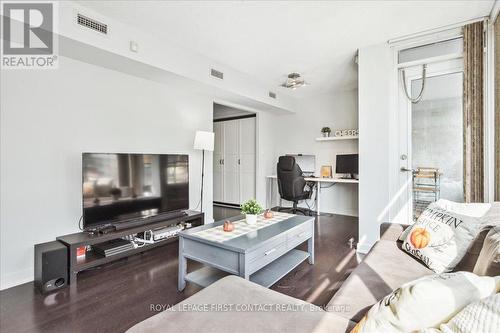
239;117;256;202
213;122;224;202
223;120;240;204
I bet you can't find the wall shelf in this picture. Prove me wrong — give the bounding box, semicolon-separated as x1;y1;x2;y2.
316;135;359;141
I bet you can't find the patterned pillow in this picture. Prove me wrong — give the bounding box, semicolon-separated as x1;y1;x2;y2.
350;272;499;333
401;202;485;273
419;293;500;333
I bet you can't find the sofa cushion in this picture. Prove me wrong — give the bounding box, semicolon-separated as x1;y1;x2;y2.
379;222;408;242
127;275;355;333
473;226;500;276
326;240;433;322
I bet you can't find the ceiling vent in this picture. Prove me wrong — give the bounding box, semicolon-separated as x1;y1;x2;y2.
77;13;108;34
268;91;277;99
210;68;224;80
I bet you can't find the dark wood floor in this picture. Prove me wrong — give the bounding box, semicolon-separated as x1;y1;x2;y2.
0;210;359;333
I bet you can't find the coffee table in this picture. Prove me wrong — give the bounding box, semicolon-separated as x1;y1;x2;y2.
178;212;314;291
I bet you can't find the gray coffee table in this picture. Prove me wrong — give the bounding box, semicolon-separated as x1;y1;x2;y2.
178;213;314;291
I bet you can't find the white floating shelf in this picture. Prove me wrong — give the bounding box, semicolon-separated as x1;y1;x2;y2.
316;135;359;141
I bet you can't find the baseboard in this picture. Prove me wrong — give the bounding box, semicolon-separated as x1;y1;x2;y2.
0;268;32;291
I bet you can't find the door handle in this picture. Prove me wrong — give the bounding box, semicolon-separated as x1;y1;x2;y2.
400;167;414;173
238;159;240;165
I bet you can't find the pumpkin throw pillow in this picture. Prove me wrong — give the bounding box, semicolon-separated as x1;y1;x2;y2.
401;202;485;273
419;293;500;333
397;200;491;242
350;272;499;333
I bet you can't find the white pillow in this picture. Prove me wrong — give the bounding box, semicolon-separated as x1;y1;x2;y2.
433;199;491;218
402;202;485;273
397;200;491;242
350;272;499;333
419;293;500;333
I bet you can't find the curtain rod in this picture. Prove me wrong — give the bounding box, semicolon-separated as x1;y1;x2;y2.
388;16;487;45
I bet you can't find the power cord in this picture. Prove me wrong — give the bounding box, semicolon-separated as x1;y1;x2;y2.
78;215;83;231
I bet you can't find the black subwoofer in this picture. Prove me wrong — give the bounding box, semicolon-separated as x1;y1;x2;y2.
34;241;68;294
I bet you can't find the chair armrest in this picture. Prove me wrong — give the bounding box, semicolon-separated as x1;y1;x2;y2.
380;222;409;242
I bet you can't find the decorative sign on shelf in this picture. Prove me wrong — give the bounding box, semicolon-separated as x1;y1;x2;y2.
334;129;359;137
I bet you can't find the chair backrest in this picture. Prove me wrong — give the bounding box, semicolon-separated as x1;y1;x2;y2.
276;156;306;201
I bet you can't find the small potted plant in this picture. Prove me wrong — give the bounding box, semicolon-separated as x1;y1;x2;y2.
240;199;263;225
321;127;331;137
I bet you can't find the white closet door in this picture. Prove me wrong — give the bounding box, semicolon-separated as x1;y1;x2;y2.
223;120;240;204
213;122;224;202
239;117;256;202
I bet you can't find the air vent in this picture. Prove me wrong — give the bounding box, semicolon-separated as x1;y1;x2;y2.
268;91;277;99
210;68;224;80
77;13;108;34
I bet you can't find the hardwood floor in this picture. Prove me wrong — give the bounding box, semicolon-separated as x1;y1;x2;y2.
0;213;359;333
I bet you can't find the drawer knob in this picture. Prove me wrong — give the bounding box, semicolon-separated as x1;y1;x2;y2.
297;232;306;238
264;248;276;256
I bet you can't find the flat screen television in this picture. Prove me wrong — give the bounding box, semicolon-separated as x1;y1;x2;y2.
335;154;358;179
82;153;189;230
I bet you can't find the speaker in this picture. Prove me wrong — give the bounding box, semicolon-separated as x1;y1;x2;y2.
34;241;68;294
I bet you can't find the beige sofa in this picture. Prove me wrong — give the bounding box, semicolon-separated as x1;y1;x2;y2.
127;204;499;333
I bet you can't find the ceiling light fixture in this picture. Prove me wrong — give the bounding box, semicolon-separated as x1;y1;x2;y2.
281;72;309;89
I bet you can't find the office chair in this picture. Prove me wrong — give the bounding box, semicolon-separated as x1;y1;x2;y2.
276;156;313;216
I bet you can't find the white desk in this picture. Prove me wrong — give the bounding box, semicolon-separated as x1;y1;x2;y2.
266;175;359;216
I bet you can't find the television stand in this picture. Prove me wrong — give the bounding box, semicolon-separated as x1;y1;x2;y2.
57;210;204;286
113;210;188;230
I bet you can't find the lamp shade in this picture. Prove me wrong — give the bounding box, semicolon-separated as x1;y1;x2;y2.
193;131;214;151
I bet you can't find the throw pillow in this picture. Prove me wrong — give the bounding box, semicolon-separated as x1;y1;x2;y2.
401;202;485;273
419;293;500;333
473;226;500;276
397;200;491;243
350;272;499;333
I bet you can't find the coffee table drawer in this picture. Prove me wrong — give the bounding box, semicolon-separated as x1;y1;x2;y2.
287;229;312;250
246;234;286;262
247;240;287;273
287;222;313;249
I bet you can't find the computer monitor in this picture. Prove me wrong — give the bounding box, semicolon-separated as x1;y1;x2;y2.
336;154;358;179
285;154;316;175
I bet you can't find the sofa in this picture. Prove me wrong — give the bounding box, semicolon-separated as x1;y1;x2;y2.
127;203;500;333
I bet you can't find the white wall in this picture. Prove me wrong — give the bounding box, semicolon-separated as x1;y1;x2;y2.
357;43;396;253
0;56;214;290
272;91;359;216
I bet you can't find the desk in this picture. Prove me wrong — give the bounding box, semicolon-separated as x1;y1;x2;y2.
266;175;359;216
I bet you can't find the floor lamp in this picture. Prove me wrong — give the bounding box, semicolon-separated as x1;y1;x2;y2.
193;131;214;213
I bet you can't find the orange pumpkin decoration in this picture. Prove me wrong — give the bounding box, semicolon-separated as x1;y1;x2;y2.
410;228;430;249
264;209;274;219
223;221;235;232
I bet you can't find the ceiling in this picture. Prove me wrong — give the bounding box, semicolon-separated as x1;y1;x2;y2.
79;0;494;98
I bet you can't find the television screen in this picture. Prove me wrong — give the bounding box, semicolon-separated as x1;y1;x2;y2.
82;153;189;229
335;154;358;176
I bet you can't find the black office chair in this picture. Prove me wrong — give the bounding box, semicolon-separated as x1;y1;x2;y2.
276;156;313;216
